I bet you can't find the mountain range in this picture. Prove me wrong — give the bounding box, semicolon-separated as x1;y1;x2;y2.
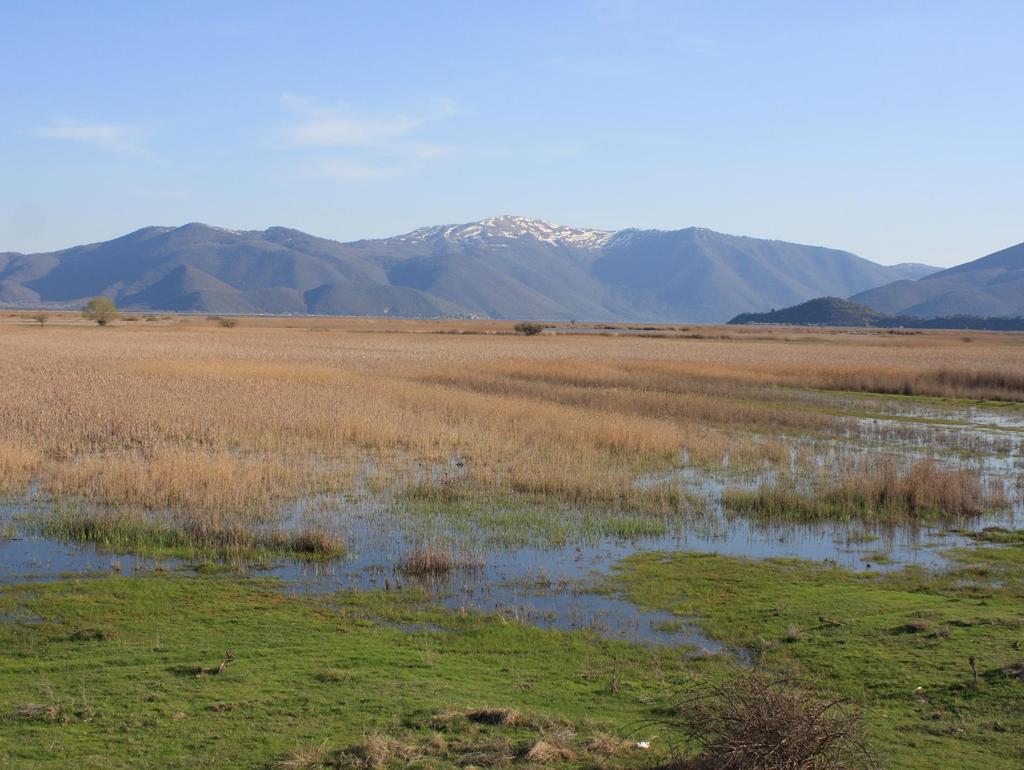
852;241;1024;318
728;240;1024;328
0;216;941;323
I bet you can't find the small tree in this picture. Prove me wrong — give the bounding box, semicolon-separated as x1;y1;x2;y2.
32;313;48;326
514;322;544;336
83;297;118;326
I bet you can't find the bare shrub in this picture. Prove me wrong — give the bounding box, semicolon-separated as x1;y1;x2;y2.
663;672;873;770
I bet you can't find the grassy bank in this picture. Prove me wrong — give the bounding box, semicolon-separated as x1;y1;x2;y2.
611;541;1024;768
3;536;1022;768
0;576;704;770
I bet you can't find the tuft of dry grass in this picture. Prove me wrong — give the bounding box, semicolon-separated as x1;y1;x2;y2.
331;732;420;770
398;542;480;577
13;703;63;722
274;741;330;770
587;731;631;756
280;528;346;557
523;726;577;763
525;738;575;764
11;689;95;725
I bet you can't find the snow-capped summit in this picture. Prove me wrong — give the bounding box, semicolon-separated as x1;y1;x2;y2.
400;215;615;248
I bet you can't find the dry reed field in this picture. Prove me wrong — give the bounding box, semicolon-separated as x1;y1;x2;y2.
1;313;1021;554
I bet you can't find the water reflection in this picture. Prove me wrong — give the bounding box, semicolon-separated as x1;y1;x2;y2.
1;399;1019;650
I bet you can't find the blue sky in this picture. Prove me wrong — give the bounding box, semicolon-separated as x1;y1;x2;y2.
1;1;1020;266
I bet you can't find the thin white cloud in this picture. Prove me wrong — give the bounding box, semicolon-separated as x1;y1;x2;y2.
280;94;456;149
317;160;411;180
277;95;457;181
33;118;153;158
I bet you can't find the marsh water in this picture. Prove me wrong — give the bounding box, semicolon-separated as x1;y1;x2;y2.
1;397;1020;652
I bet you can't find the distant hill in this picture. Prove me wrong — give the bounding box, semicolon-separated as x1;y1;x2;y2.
728;297;886;327
0;216;940;322
728;296;1024;331
853;242;1024;318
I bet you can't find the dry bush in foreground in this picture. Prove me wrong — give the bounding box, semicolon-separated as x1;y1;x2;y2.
663;672;873;770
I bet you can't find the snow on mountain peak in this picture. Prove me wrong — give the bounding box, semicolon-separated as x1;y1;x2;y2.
400;215;614;248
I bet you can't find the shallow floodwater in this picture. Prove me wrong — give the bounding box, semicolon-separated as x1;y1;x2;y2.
1;499;1016;653
1;399;1020;650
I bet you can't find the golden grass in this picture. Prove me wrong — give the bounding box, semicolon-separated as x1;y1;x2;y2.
45;449;309;515
0;316;1019;536
0;441;41;492
725;457;1006;522
525;738;576;764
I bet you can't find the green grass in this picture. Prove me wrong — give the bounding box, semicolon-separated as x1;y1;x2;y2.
394;489;674;548
4;517;1022;769
36;509;345;564
0;576;707;769
611;542;1024;769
